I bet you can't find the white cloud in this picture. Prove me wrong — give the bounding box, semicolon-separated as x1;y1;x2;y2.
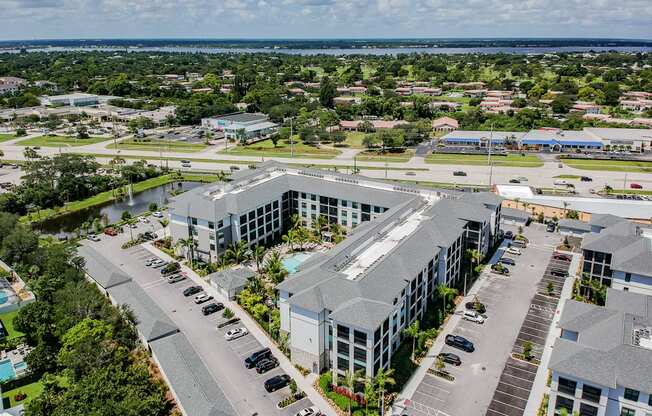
0;0;650;39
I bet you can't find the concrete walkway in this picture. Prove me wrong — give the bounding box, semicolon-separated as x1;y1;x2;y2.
522;251;579;415
142;236;338;416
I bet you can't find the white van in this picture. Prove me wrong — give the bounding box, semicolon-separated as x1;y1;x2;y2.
553;179;568;186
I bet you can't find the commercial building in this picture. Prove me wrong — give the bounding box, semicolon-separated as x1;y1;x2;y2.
547;289;652;416
440;130;525;147
39;93;119;107
0;77;26;95
201;112;278;143
168;162;502;377
583;128;652;153
581;214;652;295
431;116;459;133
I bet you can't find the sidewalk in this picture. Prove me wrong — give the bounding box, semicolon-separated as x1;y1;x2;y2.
142;239;338;416
522;252;579;415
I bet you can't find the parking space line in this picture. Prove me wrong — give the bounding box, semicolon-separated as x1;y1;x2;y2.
413;389;446;403
505;364;538;377
491;397;525;412
419;378;450;394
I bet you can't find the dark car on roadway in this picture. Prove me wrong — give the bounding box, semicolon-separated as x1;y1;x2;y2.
445;335;475;352
465;302;486;314
509;179;520;184
161;262;181;276
490;264;510;275
547;222;556;232
504;231;514;239
581;176;593;182
438;352;462;366
244;348;272;369
499;257;516;266
453;171;467;176
264;374;291;392
183;286;203;297
202;302;224;315
255;357;279;374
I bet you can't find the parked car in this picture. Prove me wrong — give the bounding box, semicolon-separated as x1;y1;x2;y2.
194;293;213;304
87;234;101;242
104;228;118;236
463;310;485;324
161;262;181;276
437;352;462;366
499;257;516;266
506;247;522;256
490;263;510;275
180;159;191;164
553;253;572;262
405;171;416;176
445;335;475;352
546;222;556;232
630;183;643;189
453;171;467;177
183;286;203;297
181;162;192;168
295;406;322;416
201;302;224;315
504;231;514;240
152;211;163;218
245;348;272;369
580;176;593;182
465;301;486;314
511;239;527;249
509;179;520;184
151;259;167;268
264;374;291;392
225;327;248;341
255;357;279;374
166;274;186;284
144;257;158;267
550;269;568;278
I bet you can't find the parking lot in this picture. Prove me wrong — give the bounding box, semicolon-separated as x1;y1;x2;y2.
81;218;314;416
402;223;560;416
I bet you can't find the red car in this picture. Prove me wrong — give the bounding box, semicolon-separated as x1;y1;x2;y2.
553;253;572;262
104;228;118;236
630;183;643;189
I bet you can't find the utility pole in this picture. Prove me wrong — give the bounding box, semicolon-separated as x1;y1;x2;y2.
290;117;294;158
623;173;628;192
488;122;494;186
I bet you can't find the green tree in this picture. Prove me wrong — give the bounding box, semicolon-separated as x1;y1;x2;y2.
404;320;421;361
319;76;337;108
225;240;250;264
375;367;395;415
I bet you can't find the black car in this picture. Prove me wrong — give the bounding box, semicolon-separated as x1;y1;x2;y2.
504;231;514;239
580;176;593;182
255;357;279;374
264;374;291;392
445;335;475;352
490;263;509;275
546;223;556;232
438;352;462;366
453;171;467;177
202;302;224;315
465;302;486;314
500;257;516;266
509;179;520;184
244;347;272;369
161;262;181;276
183;286;203;297
549;269;568;277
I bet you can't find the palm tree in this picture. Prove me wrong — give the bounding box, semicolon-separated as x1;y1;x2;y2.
282;229;298;252
288;213;301;231
375;368;395;416
363;377;376;415
251;245;265;271
436;284;458;313
562;201;569;217
314;215;330;240
264;251;288;284
466;249;482;277
176;238;195;262
342;369;364;416
158;219;169;238
403;320;421;361
246;275;265;296
225;240;249;264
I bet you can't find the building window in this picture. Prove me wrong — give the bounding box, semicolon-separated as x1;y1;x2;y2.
581;385;601;403
208;221;215;230
579;403;598;416
337;357;349;372
624;273;631;282
353;330;367;345
190;217;197;225
337;341;349;356
337;325;349;339
620;408;635;416
554;396;574;414
624;388;639;402
353;347;366;362
558;377;577;396
649;394;652;406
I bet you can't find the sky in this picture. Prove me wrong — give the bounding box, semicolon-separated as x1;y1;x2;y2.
0;0;651;41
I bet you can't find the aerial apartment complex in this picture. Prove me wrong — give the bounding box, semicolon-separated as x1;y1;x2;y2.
548;289;652;416
168;162;503;377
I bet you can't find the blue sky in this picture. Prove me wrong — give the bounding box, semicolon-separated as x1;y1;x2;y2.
1;0;651;40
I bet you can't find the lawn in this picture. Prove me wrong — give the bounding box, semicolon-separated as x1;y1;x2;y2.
218;138;339;159
356;149;414;163
17;135;111;147
426;153;543;167
2;380;44;408
0;134;18;143
0;310;25;341
338;132;366;149
107;138;207;153
553;175;581;179
561;158;652;173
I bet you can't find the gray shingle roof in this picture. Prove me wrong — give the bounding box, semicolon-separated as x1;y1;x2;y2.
107;281;179;342
558;219;592;232
150;332;237;416
501;207;530;221
208;267;255;291
79;245;132;289
329;298;396;331
550;290;652;392
589;213;629;229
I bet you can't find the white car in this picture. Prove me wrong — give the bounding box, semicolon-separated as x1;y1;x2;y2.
224;327;248;341
152;211;163;218
463;310;485;324
506;247;522;256
296;407;322;416
140;217;150;223
150;259;167;268
144;257;158;267
87;234;101;242
194;293;213;304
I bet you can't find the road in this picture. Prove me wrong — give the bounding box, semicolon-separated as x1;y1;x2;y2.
81;218;332;416
2;137;652;196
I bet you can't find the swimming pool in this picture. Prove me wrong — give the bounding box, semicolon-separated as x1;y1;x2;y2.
0;359;16;382
0;290;9;305
282;252;313;274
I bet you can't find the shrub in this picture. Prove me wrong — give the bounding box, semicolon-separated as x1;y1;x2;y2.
14;392;27;402
222;308;234;319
